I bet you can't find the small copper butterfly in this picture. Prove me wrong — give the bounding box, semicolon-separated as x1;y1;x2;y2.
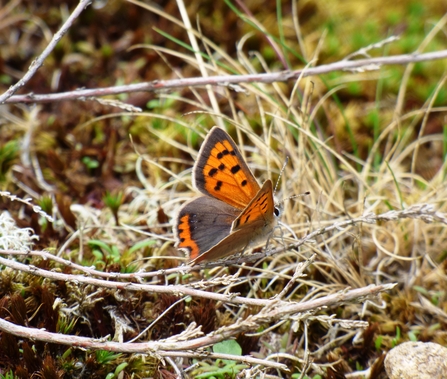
175;127;280;264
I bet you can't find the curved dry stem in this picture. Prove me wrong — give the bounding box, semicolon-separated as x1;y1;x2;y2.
5;50;447;105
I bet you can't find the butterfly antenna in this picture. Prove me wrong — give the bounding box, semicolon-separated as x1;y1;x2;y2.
278;191;311;207
274;156;289;195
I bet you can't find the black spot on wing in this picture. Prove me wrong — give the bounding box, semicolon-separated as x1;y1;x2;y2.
217;149;230;159
215;181;223;191
259;196;268;210
231;164;241;174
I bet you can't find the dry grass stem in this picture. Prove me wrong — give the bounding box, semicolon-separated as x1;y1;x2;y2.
3;50;446;105
0;0;91;103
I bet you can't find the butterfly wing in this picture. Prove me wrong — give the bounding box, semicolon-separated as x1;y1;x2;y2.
190;180;277;264
175;196;240;261
193;127;260;209
189;227;260;264
231;179;275;232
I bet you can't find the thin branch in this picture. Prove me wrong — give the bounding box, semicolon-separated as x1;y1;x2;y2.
198;203;447;267
0;254;292;307
0;0;92;104
5;49;447;104
1;203;445;276
0;191;54;222
0;283;392;356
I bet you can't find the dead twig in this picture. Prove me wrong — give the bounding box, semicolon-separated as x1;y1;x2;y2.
0;0;92;104
4;50;447;104
0;283;392;363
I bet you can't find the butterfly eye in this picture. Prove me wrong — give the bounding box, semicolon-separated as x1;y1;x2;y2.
274;206;281;217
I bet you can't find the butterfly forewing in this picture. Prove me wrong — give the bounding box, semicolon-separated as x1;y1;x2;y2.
194;127;260;209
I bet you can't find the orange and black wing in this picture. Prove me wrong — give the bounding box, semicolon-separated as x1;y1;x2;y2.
193;127;260;210
232;179;275;231
189;180;278;265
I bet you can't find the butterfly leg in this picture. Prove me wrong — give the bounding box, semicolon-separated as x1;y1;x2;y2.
234;242;251;264
264;224;287;256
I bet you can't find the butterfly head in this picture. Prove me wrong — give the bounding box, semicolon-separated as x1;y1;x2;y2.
273;202;282;218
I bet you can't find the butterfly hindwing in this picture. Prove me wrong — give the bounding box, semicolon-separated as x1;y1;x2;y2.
189;180;277;264
190;227;260;264
193;127;260;209
175;196;240;261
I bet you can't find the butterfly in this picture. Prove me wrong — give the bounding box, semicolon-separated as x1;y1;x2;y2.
175;126;280;264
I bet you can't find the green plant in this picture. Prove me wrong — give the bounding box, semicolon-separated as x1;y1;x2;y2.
95;350;122;365
194;340;247;378
103;191;124;226
88;240;121;269
408;330;419;342
375;335;383;352
292;374;323;379
81;156;99;171
0;370;18;379
105;362;128;379
57;315;78;334
391;326;401;348
0;141;19;182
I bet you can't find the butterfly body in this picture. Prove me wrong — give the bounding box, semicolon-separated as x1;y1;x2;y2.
175;127;278;264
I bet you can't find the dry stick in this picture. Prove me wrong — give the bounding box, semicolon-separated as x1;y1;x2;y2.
0;210;416;366
5;50;447;104
0;310;287;370
0;249;128;279
0;191;54;222
0;203;445;278
0;255;290;307
198;203;447;268
0;283;393;357
0;0;92;104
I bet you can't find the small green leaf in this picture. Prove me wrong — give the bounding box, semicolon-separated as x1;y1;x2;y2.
61;348;72;359
413;286;428;296
128;239;157;254
213;340;242;356
89;240;113;255
82;156;99;170
408;331;418;341
114;362;128;375
375;335;383;351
